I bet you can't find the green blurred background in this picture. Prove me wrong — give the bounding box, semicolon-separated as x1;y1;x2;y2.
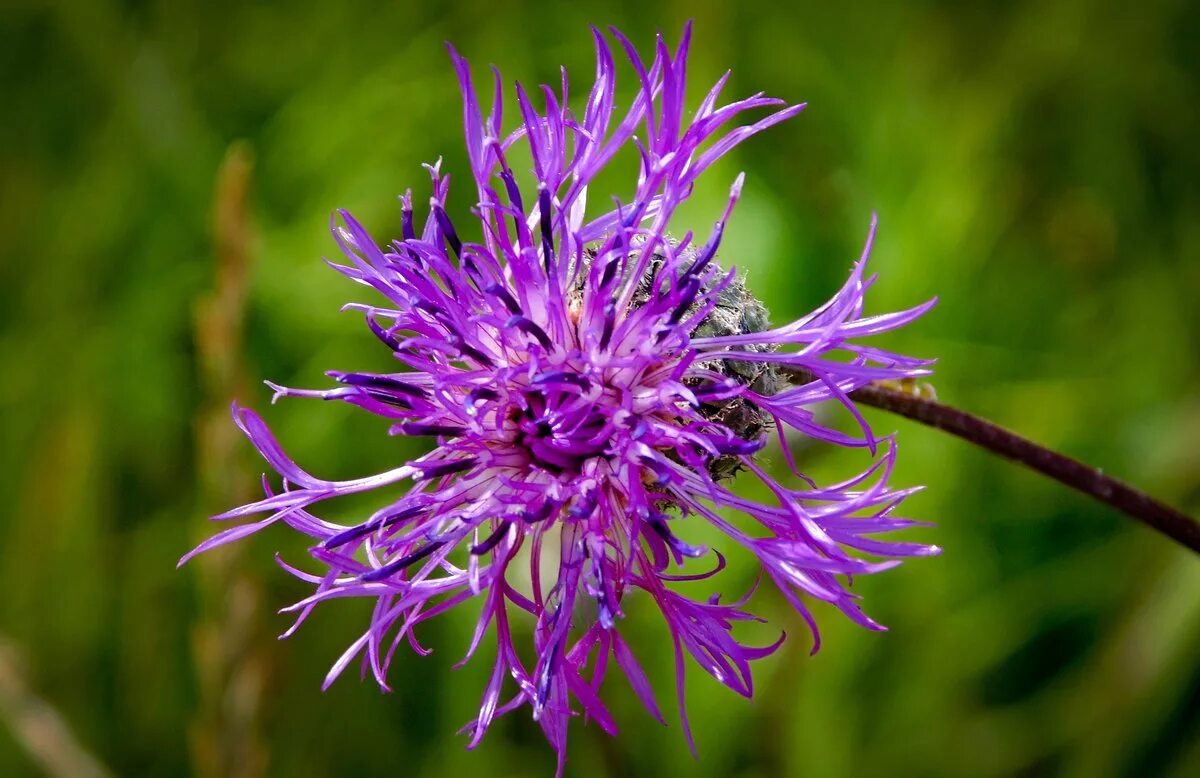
2;0;1198;776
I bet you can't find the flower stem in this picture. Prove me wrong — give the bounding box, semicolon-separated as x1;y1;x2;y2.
782;367;1200;554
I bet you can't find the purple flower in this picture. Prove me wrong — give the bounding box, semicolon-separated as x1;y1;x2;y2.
183;24;938;773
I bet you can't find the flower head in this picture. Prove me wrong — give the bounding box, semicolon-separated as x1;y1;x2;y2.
183;24;938;773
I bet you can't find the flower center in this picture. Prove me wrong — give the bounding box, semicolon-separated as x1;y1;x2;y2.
506;390;613;475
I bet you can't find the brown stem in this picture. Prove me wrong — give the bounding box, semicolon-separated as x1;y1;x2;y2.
190;142;270;778
782;367;1200;554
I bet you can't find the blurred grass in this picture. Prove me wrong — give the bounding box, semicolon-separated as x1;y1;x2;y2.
1;0;1198;776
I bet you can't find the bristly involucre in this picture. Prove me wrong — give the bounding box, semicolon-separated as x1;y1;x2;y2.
182;23;939;774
